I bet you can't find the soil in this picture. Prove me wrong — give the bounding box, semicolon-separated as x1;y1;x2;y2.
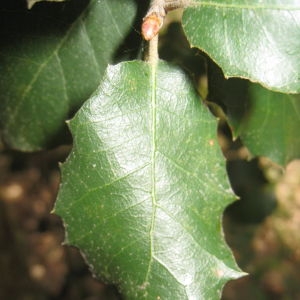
1;146;300;300
0;147;120;300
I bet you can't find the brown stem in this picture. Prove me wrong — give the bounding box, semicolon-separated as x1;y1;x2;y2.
141;0;191;41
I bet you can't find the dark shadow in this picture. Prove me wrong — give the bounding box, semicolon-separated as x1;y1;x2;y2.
225;158;277;223
159;22;207;83
112;0;150;63
0;0;91;40
207;60;252;126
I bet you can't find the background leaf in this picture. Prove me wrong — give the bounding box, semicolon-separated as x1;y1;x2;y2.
55;60;243;299
240;84;300;165
182;1;300;93
0;0;137;150
207;63;300;166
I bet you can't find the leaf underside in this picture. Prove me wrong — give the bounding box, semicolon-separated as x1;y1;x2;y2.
207;63;300;166
55;60;243;299
241;84;300;166
183;0;300;93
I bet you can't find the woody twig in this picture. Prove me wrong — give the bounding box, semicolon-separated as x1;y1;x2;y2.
141;0;191;41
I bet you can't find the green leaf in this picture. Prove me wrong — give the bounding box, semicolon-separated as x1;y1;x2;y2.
55;60;243;299
207;63;300;166
240;84;300;166
0;0;137;150
182;1;300;93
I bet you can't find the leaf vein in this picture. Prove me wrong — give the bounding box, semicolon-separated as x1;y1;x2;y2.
103;0;123;37
80;18;102;76
66;162;151;210
55;52;69;105
5;1;93;128
144;62;158;285
196;1;300;11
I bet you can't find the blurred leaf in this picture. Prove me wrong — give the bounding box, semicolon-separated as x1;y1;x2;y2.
55;61;243;299
240;84;300;165
182;1;300;93
0;0;137;150
207;62;300;166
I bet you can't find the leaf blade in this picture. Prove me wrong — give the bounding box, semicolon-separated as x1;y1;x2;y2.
241;84;300;165
183;0;300;93
55;60;243;299
207;63;300;166
0;0;137;150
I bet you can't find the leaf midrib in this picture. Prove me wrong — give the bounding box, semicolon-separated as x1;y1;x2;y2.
144;61;158;284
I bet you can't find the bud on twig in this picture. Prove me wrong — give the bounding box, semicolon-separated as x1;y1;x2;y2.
142;0;191;41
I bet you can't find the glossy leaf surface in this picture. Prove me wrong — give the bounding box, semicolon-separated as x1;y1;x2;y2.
55;61;242;299
0;0;136;150
183;1;300;93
